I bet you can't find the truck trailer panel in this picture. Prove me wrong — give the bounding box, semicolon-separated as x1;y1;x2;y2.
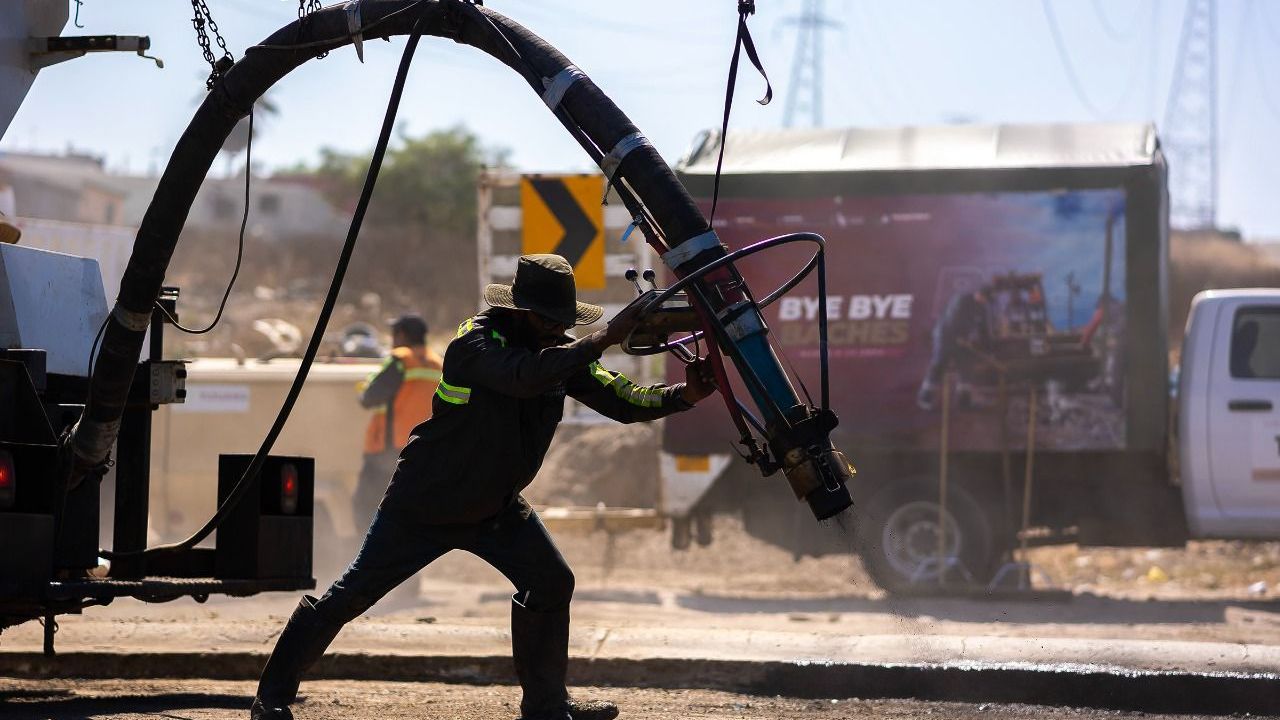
664;123;1175;571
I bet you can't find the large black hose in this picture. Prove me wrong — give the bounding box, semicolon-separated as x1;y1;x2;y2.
104;8;431;557
71;0;718;549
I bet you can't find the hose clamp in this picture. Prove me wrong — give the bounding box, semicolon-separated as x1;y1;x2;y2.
661;229;722;271
599;131;649;185
72;417;122;464
542;65;585;110
112;305;152;332
723;308;764;341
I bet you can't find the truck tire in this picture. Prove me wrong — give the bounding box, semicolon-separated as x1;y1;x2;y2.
670;516;693;551
694;511;713;547
854;476;997;595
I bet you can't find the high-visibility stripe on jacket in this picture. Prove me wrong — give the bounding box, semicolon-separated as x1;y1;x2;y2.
384;310;692;525
363;345;444;454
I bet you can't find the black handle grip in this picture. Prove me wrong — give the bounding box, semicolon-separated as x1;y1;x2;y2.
1229;399;1274;412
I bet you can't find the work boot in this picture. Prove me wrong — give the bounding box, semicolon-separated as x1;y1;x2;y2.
249;697;293;720
566;697;619;720
511;602;571;718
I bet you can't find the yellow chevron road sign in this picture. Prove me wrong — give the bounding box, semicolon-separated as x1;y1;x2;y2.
520;174;605;289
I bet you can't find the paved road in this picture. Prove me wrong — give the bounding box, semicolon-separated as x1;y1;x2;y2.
6;578;1280;676
1;678;1266;720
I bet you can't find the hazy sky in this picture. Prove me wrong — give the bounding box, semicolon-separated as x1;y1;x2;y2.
5;0;1279;238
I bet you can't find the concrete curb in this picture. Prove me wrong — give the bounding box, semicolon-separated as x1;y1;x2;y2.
3;651;1278;715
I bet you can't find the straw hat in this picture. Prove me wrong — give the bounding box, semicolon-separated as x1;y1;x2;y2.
483;254;604;326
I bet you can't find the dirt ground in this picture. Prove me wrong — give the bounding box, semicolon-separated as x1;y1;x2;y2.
525;423;1280;603
1;679;1270;720
431;511;1280;604
54;512;1267;651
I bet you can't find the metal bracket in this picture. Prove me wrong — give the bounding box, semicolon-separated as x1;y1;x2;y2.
345;1;365;63
147;361;188;406
28;36;163;71
720;303;765;341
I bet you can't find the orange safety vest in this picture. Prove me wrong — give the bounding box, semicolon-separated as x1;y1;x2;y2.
363;345;443;454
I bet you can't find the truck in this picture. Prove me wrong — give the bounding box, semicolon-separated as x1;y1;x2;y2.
0;1;314;647
660;123;1280;593
149;358;378;582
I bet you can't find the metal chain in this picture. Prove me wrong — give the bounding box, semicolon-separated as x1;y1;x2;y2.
297;0;328;59
190;0;234;90
298;0;322;19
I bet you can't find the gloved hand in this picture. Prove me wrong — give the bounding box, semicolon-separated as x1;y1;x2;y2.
681;358;718;404
591;294;657;348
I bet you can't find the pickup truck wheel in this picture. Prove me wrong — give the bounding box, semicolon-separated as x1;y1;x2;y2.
854;477;996;595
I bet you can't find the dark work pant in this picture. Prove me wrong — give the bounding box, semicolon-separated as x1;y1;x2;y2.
353;451;398;533
257;502;575;716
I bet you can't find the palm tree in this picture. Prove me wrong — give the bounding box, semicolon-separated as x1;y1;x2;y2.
193;80;280;177
221;94;279;163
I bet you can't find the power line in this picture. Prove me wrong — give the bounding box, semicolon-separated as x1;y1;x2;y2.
832;16;889;124
1088;0;1147;42
1040;0;1148;120
1219;0;1253;159
846;1;922;122
1249;10;1280;126
1259;0;1280;47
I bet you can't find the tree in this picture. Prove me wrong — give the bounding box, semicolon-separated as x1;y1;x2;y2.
286;125;510;333
307;124;506;230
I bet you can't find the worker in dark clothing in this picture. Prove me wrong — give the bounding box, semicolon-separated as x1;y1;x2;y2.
251;255;716;720
917;286;991;410
354;314;443;530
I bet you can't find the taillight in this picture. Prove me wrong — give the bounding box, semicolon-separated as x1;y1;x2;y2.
0;450;15;510
280;462;299;515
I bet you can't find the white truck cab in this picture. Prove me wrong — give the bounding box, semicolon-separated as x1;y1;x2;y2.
1180;289;1280;538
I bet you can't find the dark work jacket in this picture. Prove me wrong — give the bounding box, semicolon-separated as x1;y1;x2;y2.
385;310;690;524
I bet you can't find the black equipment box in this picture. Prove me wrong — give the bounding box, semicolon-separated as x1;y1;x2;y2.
0;513;54;582
214;454;313;581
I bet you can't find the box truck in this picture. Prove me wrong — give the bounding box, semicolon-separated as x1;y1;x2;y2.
662;123;1280;592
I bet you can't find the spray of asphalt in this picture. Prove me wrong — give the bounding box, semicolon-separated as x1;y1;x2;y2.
822;506;937;671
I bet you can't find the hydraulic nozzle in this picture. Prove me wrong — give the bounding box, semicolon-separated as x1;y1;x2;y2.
772;408;854;520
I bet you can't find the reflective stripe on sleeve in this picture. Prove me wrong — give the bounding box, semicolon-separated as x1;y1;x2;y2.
435;379;472;405
587;361;663;408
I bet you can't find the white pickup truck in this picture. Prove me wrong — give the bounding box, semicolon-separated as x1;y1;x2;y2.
1179;289;1280;538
